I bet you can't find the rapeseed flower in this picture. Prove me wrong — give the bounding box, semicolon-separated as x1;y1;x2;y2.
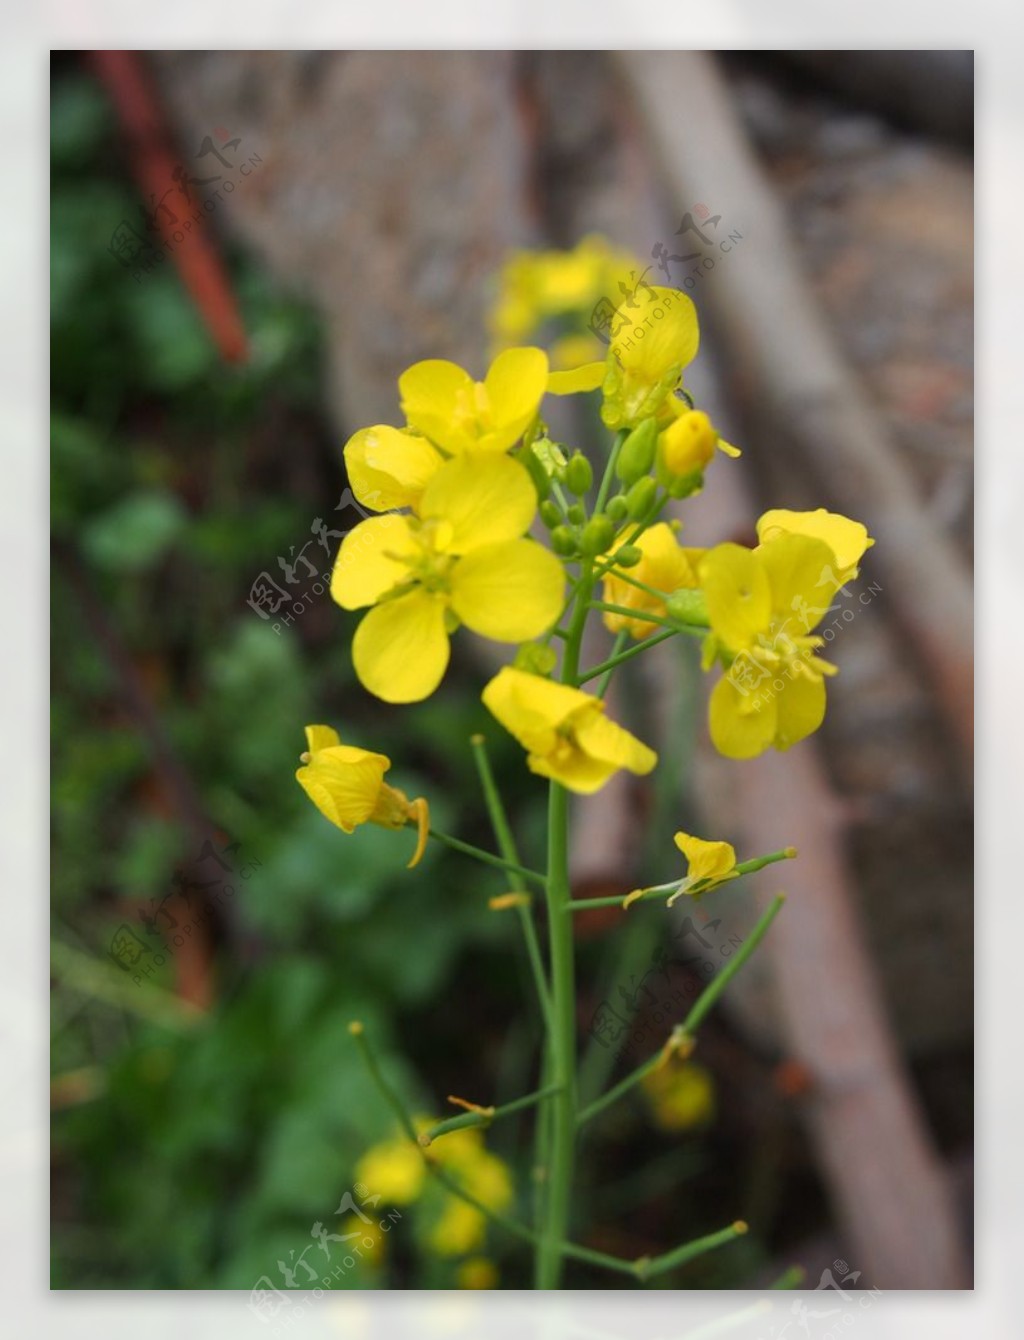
295;725;429;867
699;533;847;758
399;347;548;456
601;522;703;639
642;1059;716;1132
623;830;738;908
755;507;874;584
482;667;657;794
331;455;564;703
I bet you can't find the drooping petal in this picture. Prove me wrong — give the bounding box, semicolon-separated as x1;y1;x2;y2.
449;539;565;641
673;831;737;883
773;673;827;751
482;347;548;451
526;745;621;794
708;674;778;759
343;425;442;511
295;745;390;832
573;710;658;777
352;590;451;703
481;667;583;755
420;454;536;553
304;724;342;755
757;534;840;629
756;508;874;577
398;359;477;454
330;514;417;610
699;544;772;650
546;361;607;395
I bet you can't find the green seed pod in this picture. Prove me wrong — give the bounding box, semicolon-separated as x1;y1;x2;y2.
606;495;629;524
580;515;615;557
567;503;586;525
550;525;577;557
615;417;659;486
539;500;562;529
564;452;594;496
614;543;643;568
625;475;658;521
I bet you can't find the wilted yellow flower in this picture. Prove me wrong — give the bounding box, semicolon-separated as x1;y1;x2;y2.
355;1134;427;1205
456;1257;499;1289
482;667;657;794
399;347;548;456
331;455;565;703
602;522;703;639
699;534;848;758
755;508;874;584
643;1060;716;1132
295;725;429;867
666;832;738;904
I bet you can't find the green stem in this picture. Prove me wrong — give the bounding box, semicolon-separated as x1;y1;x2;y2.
594;429;627;514
576;895;786;1126
595;629;628;697
638;1221;748;1281
427;827;547;890
420;1084;563;1144
470;735;553;1031
576;628;680;686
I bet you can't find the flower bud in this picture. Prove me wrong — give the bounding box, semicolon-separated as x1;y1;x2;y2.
616;417;659;486
567;503;586;525
550;525;577;557
564;452;594;496
665;588;709;627
625;475;658;521
614;543;643;568
580;515;615;557
539;500;562;529
514;642;559;676
659;410;716;478
606;495;629;524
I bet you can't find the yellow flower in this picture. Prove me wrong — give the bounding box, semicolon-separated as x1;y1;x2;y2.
399;347;549;456
355;1134;427;1205
426;1126;513;1256
482;667;657;794
295;725;430;867
755;508;874;583
343;424;444;513
657;405;741;485
456;1256;499;1289
342;1214;386;1266
642;1060;716;1132
699;534;847;758
331;455;565;703
666;831;738;905
603;285;700;429
601;522;703;639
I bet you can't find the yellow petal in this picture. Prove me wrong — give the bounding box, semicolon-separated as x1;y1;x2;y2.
672;832;737;883
399;359;476;454
774;673;827;750
756;508;874;577
546;361;607;395
330;514;417;610
574;711;658;777
482;347;548;450
304;724;341;755
420;454;536;553
610;286;699;376
481;667;579;755
708;674;777;759
295;745;390;832
700;544;772;650
757;534;841;628
353;591;451;703
449;539;565;642
343;425;442;511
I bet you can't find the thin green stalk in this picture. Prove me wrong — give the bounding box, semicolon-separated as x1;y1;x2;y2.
594;429;627;514
470;734;553;1032
426;827;547;890
419;1084;563;1144
595;629;628;697
576;895;786;1127
576;628;680;686
639;1221;748;1281
566;849;795;911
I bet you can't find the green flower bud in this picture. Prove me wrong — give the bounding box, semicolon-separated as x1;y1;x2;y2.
539;500;563;529
606;495;629;524
567;503;586;525
665;588;710;627
564;452;594;496
615;417;659;486
613;543;643;568
521;443;552;500
580;515;615;557
514;642;559;676
550;526;577;557
625;475;658;521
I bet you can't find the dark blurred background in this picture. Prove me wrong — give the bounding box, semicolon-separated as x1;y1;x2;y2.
50;51;973;1291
